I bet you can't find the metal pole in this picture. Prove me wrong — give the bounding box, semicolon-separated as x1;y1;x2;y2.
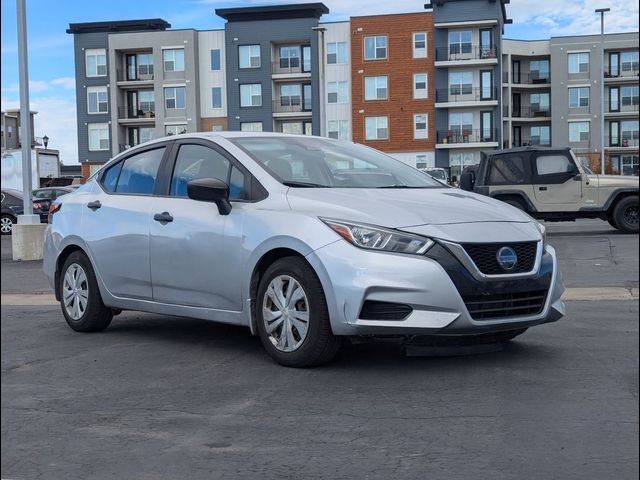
595;8;609;175
16;0;36;219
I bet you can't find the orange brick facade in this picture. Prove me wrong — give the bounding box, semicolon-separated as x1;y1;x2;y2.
350;13;434;153
200;117;228;132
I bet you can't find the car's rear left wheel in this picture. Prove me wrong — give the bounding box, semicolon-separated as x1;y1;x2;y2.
1;214;16;235
59;251;113;332
256;257;341;367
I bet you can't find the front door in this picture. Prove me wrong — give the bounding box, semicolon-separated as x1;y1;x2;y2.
149;140;247;310
532;152;583;208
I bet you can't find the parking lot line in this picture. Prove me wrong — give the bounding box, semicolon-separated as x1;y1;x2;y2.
1;288;638;307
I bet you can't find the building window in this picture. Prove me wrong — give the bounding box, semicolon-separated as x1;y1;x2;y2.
416;155;428;169
364;76;388;100
414;114;428;140
163;49;185;72
165;124;187;136
413;32;427;58
480;70;493;100
212;87;222;109
210;49;221;70
279;46;300;69
85;49;107;77
87;86;108;114
413;73;428;99
364;36;387;60
365;116;388;140
327;120;349;140
239;45;260;69
568;52;589;74
569;87;590;108
211;125;224;132
621;120;639;146
127;126;155;147
279;84;302;107
240;122;263;132
327;42;348;64
530;59;550;82
449;71;473;95
621;85;639;107
449;112;474;135
531;92;550;114
610;121;620;146
88;123;109;151
448;31;472;55
327;81;348;103
621;155;639;176
138;90;155;113
621;51;639;73
240;83;262;107
164;87;186;109
569;122;590;142
530;126;550;146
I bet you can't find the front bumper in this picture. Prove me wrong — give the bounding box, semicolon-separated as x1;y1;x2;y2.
306;240;565;337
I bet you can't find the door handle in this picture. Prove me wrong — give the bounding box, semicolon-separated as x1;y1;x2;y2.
153;212;174;224
87;200;102;210
538;186;548;191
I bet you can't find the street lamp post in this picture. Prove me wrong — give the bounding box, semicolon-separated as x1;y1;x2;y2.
596;7;610;175
312;26;327;137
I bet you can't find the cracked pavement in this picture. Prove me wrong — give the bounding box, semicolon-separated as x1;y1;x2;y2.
1;220;638;479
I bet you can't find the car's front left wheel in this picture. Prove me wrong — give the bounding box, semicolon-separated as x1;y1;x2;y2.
0;214;16;235
256;256;341;367
59;251;113;332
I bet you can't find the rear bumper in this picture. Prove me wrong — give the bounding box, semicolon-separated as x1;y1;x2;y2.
306;240;565;337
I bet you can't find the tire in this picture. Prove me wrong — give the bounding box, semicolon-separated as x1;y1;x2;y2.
59;251;113;332
607;217;619;230
611;196;639;234
1;214;16;236
255;256;341;367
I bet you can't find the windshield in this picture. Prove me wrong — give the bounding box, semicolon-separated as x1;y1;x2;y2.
426;170;446;181
229;136;443;188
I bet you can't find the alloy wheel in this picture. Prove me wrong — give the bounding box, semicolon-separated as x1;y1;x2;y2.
62;263;89;321
623;205;639;226
262;275;310;352
0;217;13;234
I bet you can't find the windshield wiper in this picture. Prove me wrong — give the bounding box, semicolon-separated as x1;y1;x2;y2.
376;184;426;188
282;180;328;188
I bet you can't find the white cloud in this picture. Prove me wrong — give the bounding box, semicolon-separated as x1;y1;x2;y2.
1;77;76;94
49;77;76;90
1;95;78;165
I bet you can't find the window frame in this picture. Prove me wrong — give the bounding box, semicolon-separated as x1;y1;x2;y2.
211;87;222;109
364;35;387;61
414;113;428;140
210;49;221;71
364;115;389;141
88;123;110;151
85;48;107;77
164;86;186;110
326;41;348;65
413;73;428;99
87;86;108;115
239;83;262;108
163;48;185;72
413;32;427;58
364;75;388;101
568;86;590;108
238;44;261;69
568;52;590;74
568;121;590;143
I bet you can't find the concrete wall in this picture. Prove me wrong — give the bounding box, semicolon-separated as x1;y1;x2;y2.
198;29;227;126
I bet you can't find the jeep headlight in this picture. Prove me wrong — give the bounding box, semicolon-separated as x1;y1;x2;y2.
321;218;434;255
535;222;547;249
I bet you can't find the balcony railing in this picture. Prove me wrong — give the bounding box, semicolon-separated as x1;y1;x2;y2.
503;72;551;84
506;106;551;118
116;69;154;82
271;60;311;75
117;106;156;120
605;99;640;113
437;128;498;144
272;98;312;113
435;87;498;103
435;45;498;62
606;136;640;148
604;67;640;79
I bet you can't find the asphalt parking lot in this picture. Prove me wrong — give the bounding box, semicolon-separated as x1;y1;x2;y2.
1;220;638;480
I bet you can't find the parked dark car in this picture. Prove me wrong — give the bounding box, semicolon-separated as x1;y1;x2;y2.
1;188;50;235
33;186;76;202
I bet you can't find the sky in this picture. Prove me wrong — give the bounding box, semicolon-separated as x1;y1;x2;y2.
1;0;638;164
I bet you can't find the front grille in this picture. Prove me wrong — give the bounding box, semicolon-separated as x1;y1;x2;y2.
463;290;547;321
463;242;537;275
359;301;413;320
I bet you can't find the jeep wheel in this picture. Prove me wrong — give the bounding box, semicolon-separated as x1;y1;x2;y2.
612;196;639;234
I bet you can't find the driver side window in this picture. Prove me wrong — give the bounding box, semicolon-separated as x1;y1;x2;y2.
536;155;575;176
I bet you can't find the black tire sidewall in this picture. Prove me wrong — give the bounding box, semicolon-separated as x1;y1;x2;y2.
255;257;337;367
1;214;15;235
613;197;639;234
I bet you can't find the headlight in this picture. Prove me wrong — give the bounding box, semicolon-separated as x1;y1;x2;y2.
320;218;434;255
535;222;547;249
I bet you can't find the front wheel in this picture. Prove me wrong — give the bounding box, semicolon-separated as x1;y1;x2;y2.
0;214;16;235
59;251;113;332
612;196;639;234
256;257;341;367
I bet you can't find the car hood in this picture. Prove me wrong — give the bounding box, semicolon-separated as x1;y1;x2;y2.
286;187;533;228
591;174;640;188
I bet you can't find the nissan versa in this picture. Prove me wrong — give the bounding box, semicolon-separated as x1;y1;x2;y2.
44;133;565;367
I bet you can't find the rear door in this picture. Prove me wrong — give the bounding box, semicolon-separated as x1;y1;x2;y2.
532;152;583;209
81;144;169;300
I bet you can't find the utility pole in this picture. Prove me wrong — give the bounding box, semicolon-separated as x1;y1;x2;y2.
595;8;610;175
312;26;327;137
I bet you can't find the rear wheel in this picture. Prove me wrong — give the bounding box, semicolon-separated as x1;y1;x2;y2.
59;251;113;332
0;214;16;235
256;257;341;367
612;196;639;234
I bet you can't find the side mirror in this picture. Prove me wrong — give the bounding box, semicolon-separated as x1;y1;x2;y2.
187;178;232;215
459;172;475;191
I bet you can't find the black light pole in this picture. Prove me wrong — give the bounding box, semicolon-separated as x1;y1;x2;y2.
43;134;49;149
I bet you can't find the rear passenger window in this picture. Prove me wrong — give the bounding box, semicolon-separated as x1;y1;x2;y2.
170;144;246;200
536;155;575;175
101;162;123;192
115;148;165;194
488;155;527;184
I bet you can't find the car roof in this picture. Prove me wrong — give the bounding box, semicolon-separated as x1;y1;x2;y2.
482;146;570;157
1;188;23;197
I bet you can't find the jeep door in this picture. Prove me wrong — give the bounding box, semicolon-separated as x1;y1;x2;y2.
532;152;583;210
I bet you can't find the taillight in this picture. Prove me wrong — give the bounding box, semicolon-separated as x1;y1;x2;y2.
33;202;44;211
48;203;61;223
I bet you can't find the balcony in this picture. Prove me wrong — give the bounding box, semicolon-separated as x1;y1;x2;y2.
503;72;551;86
272;98;312;115
505;106;551;119
436;128;499;148
435;45;499;65
605;99;640;116
116;69;154;88
606;136;640;149
435;87;498;107
271;60;311;78
604;67;640;83
117;106;155;124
